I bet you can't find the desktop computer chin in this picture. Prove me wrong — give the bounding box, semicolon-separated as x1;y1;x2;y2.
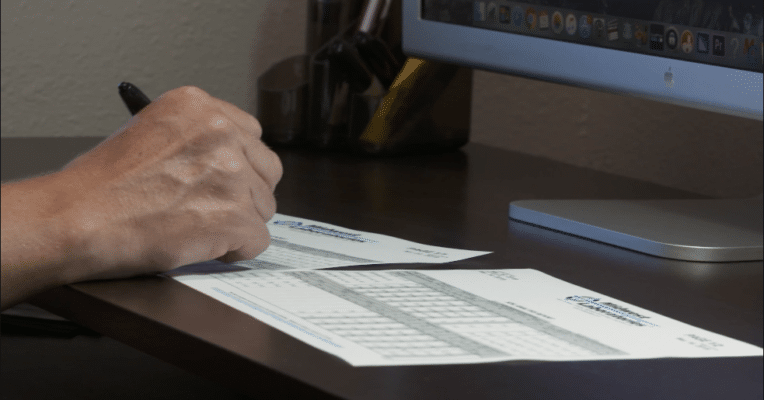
509;198;762;262
403;0;763;261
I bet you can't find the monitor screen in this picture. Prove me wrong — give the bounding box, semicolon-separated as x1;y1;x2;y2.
403;0;763;120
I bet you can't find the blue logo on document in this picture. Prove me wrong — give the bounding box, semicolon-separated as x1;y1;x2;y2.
273;220;379;244
564;296;657;327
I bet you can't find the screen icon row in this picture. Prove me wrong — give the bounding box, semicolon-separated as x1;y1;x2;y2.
472;1;763;69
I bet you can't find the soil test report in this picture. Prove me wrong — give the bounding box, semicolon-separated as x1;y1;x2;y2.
167;215;762;366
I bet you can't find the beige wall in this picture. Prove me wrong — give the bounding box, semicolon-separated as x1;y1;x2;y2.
1;0;270;137
2;0;761;198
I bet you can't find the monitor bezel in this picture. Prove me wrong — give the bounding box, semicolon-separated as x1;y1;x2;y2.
402;0;763;121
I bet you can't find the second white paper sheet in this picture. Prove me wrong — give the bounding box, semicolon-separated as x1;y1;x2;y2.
172;269;763;367
170;213;491;274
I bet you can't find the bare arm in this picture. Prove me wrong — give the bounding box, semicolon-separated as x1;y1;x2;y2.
0;86;283;311
1;171;91;310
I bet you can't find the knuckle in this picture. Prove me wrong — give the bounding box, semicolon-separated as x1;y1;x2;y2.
250;224;271;255
264;193;277;220
256;143;283;185
271;151;284;185
250;115;263;137
251;115;262;130
253;185;277;221
260;230;272;250
206;114;234;134
177;85;209;99
165;86;210;109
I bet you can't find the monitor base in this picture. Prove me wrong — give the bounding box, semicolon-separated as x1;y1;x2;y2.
508;198;763;262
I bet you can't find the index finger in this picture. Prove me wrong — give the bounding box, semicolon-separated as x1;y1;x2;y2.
211;97;262;140
243;138;284;192
208;96;282;190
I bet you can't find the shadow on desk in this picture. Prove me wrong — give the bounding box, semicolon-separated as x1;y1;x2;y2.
0;329;257;400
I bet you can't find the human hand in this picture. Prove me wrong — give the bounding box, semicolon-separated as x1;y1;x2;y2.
59;86;282;280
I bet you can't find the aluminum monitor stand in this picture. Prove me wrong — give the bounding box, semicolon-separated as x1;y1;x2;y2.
509;198;763;262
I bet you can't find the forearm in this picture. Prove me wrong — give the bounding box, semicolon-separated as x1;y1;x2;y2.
1;172;91;310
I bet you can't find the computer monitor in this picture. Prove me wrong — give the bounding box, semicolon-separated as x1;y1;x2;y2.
402;0;763;262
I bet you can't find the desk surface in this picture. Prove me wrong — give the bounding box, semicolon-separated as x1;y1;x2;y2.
3;137;762;400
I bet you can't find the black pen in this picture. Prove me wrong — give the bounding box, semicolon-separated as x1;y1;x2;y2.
118;82;151;116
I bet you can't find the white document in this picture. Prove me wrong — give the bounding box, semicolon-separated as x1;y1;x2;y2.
171;269;763;367
228;213;490;271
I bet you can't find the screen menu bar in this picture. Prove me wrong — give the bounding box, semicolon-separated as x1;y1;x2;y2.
423;1;763;73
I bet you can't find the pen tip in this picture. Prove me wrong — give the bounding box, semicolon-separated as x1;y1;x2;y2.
118;82;131;91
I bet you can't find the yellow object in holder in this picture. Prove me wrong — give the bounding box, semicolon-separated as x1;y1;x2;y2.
357;57;472;154
390;57;429;88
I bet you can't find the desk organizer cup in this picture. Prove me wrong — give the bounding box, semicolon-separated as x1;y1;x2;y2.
258;1;472;155
307;37;354;150
306;28;473;154
257;54;310;146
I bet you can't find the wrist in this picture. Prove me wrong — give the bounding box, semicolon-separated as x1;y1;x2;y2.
33;170;97;285
1;171;90;307
55;168;141;282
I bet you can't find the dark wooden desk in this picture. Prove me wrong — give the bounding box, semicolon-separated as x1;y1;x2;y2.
3;137;762;399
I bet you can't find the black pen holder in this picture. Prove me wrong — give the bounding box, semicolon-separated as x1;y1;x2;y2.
257;0;472;155
306;37;355;150
257;54;310;147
